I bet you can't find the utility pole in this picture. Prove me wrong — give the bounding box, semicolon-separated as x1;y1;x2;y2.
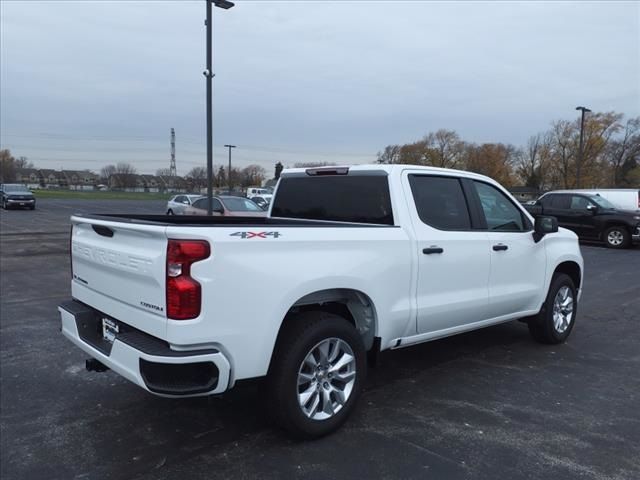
169;128;177;177
575;106;591;189
224;144;236;193
204;0;235;215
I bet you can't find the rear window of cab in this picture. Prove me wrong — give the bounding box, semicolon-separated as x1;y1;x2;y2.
271;175;394;225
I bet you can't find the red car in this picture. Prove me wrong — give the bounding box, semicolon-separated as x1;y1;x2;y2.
183;195;267;217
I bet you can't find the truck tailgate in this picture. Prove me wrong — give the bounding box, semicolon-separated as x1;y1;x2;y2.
70;216;168;339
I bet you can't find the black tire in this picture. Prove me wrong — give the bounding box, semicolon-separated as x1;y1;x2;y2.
603;225;630;249
29;205;35;210
2;199;7;210
267;311;366;439
528;273;577;344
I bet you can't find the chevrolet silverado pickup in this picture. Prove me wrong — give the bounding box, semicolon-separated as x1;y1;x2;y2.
59;165;584;438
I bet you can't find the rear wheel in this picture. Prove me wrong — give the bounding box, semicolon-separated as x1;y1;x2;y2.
267;311;366;439
528;273;577;344
603;226;630;249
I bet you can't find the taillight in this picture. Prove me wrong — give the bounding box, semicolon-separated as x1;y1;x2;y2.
166;240;210;320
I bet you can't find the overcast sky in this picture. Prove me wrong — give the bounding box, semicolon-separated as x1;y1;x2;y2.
1;0;639;176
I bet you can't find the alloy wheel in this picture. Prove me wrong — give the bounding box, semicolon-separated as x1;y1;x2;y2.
552;286;574;333
297;338;357;421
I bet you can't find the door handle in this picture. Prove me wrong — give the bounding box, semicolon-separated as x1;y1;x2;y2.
423;247;444;255
492;244;508;251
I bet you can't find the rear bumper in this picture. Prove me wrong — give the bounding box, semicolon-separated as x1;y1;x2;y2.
59;300;231;397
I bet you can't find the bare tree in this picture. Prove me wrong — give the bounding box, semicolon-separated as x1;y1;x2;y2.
100;164;116;185
186;167;207;190
15;156;33;169
0;149;17;182
515;133;548;189
376;145;401;164
240;164;267;188
602;117;640;186
112;162;137;189
424;129;465;168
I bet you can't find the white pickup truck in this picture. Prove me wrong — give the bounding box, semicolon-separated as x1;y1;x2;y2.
59;164;583;438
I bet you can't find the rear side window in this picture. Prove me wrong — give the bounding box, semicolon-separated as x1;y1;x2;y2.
271;175;393;225
551;194;571;209
539;194;554;207
408;175;471;230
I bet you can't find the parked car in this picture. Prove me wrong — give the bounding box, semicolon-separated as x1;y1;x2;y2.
563;189;639;212
184;195;267;217
525;191;640;248
0;184;36;210
59;164;583;438
166;194;202;215
250;195;270;210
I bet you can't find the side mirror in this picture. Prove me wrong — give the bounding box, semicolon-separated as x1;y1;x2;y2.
213;206;224;214
587;204;598;213
533;215;558;243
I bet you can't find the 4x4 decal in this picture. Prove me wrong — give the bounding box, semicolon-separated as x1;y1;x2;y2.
230;231;282;239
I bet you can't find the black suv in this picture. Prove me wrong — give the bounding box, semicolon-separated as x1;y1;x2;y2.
0;184;36;210
525;192;640;249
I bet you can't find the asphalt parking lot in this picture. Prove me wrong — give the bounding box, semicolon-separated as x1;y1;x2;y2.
1;200;639;480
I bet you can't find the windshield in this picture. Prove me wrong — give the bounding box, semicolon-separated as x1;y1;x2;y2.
221;197;263;212
588;195;616;209
3;184;30;193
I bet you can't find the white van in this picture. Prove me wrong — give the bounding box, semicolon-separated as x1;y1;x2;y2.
569;189;639;211
246;187;272;199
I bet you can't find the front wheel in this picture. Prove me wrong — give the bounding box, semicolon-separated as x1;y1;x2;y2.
267;311;366;439
603;226;630;249
528;273;577;344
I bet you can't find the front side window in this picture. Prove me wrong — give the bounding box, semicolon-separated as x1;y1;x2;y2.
192;198;208;210
570;196;593;210
408;175;471;230
588;195;615;209
474;181;525;232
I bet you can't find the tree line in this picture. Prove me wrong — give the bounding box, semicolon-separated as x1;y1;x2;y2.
377;111;640;189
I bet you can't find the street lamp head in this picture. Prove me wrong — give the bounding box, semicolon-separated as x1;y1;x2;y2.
213;0;235;9
576;106;592;112
224;144;237;148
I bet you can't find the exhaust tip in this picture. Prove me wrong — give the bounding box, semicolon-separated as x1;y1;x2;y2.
86;358;109;373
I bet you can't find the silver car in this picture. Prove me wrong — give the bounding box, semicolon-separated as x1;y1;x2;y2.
166;194;202;215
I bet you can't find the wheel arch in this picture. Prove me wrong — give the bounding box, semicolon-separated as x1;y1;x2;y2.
553;261;582;290
275;288;378;354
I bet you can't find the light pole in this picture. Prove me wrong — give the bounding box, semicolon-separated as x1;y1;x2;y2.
224;144;236;193
205;0;235;215
575;106;591;189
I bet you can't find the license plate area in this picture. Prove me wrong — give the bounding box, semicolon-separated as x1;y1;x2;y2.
102;317;120;343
